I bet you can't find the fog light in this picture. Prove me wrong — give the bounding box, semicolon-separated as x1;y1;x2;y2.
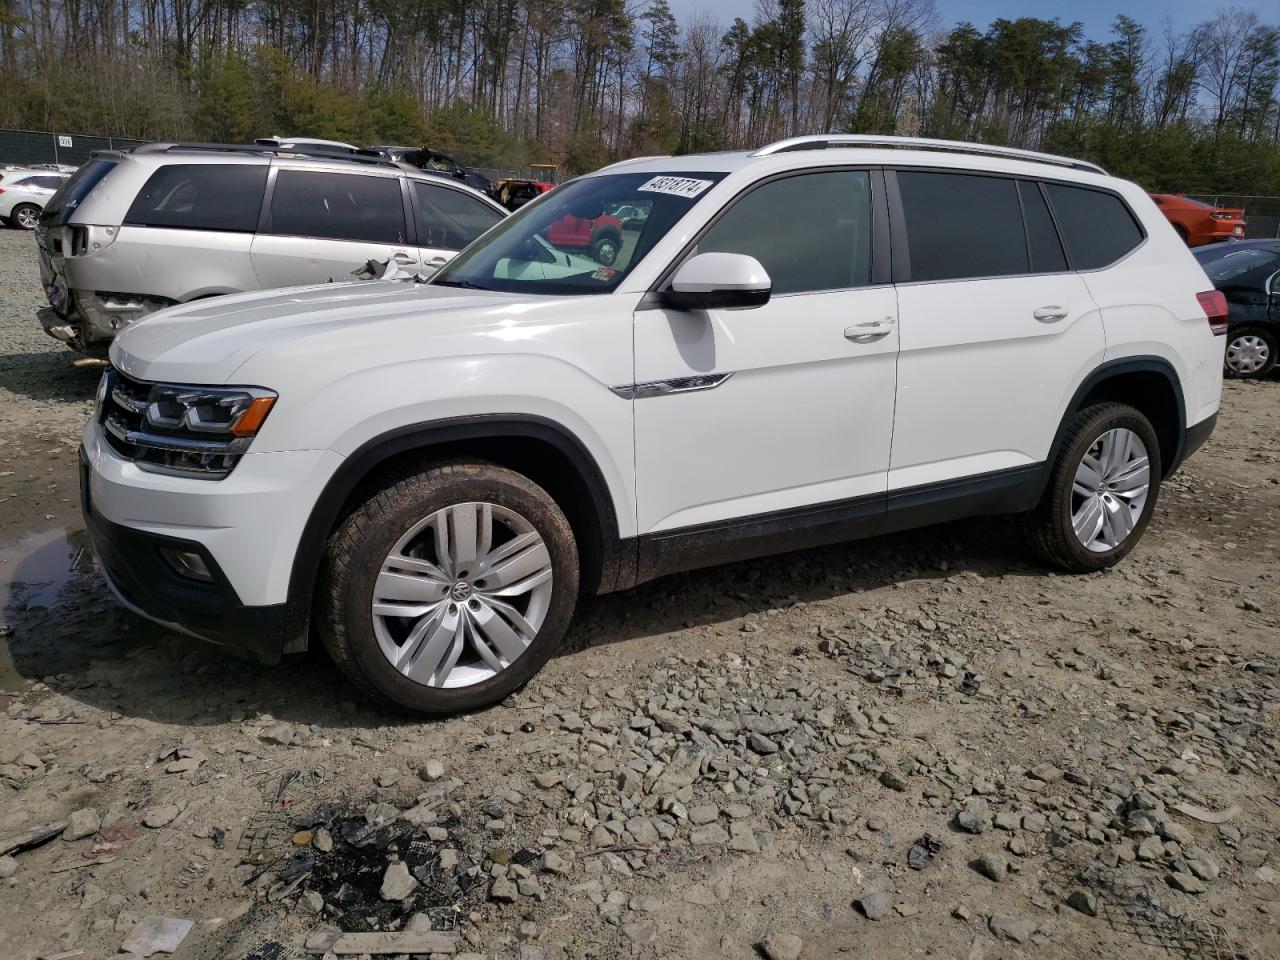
160;547;213;582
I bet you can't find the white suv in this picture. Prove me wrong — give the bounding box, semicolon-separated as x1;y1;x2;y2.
81;135;1225;714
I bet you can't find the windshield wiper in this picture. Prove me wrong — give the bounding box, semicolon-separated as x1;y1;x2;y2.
431;278;492;291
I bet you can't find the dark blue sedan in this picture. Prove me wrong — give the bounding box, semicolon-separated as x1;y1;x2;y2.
1195;239;1280;378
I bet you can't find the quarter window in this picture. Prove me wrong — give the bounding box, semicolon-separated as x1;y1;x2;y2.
1044;183;1143;270
124;164;267;232
269;170;406;244
694;171;872;295
897;171;1028;281
413;182;503;250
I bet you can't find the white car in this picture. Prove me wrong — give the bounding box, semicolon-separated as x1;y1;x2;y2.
1;169;69;229
82;135;1225;714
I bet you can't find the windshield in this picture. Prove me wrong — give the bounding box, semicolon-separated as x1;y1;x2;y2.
431;171;726;295
1196;246;1280;284
41;158;116;225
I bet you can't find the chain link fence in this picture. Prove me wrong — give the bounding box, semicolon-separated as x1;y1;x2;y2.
0;128;144;168
1186;195;1280;240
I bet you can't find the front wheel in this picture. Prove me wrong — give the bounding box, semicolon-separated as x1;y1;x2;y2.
1023;403;1162;572
318;461;579;713
590;233;620;266
10;204;40;230
1224;326;1276;379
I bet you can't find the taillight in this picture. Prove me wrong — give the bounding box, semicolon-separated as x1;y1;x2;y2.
1197;290;1229;336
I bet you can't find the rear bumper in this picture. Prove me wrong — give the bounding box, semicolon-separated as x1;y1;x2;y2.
80;449;288;664
1190;224;1246;245
1170;412;1217;474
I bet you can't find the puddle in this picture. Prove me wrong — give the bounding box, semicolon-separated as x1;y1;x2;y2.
0;526;95;690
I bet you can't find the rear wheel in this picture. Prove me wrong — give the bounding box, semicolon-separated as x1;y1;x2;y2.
319;461;579;713
1023;403;1162;572
1224;326;1276;379
10;204;40;230
590;232;620;266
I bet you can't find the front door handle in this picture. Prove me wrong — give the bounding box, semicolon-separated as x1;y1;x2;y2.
845;318;894;343
424;256;449;267
1033;305;1069;323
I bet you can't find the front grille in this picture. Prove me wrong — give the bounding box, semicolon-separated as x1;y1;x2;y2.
100;367;149;461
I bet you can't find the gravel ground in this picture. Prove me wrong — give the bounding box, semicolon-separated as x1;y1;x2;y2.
0;227;1278;960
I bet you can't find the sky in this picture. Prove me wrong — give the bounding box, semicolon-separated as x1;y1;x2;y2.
665;0;1277;39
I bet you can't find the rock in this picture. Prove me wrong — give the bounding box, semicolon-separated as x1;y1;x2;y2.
974;852;1007;882
420;759;445;782
1021;813;1046;833
688;805;719;826
490;876;518;903
312;828;333;853
989;914;1037;943
259;723;293;746
119;916;194;956
994;811;1020;832
534;771;562;789
142;805;180;829
879;769;907;792
1169;872;1206;894
630;895;663;913
1066;890;1098;917
957;797;992;834
1137;837;1165;861
622;920;658;943
1029;763;1063;783
541;851;570;875
379;862;418;901
63;807;101;841
749;733;779;755
298;889;324;914
0;855;17;878
376;767;401;787
857;891;895;920
690;823;729;845
760;932;803;960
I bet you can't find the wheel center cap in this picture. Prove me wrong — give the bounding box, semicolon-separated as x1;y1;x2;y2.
451;581;472;602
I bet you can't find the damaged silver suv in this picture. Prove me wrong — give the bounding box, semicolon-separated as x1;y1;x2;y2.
36;143;506;353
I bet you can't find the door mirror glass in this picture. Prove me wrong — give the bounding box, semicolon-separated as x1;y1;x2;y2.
663;252;771;310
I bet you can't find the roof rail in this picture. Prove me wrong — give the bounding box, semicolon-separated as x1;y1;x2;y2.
750;135;1106;175
129;141;410;169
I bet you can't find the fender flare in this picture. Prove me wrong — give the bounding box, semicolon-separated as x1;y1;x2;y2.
1037;355;1187;502
280;414;631;652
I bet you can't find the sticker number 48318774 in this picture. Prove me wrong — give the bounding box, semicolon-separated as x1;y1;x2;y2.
637;176;714;198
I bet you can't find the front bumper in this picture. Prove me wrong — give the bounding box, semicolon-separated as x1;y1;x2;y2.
80;449;287;663
80;420;344;663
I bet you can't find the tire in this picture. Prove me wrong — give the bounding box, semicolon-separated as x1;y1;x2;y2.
590;231;620;266
1223;326;1277;379
319;461;579;714
1023;403;1162;572
11;204;40;230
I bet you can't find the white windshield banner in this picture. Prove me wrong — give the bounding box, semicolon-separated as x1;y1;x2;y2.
637;176;714;199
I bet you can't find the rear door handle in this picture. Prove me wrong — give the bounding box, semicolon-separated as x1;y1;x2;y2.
390;251;418;265
844;318;894;343
1033;305;1069;322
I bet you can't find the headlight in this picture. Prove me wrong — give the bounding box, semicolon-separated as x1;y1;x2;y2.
98;368;277;479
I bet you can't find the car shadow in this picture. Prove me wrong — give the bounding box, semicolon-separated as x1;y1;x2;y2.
0;348;100;404
2;515;1045;731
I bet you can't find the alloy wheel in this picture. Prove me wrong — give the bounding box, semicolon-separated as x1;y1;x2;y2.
14;206;39;230
1070;428;1151;552
594;239;619;265
1225;334;1270;375
371;502;553;688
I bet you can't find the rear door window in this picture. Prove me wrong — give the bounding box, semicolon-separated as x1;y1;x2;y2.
412;182;503;250
269;170;406;243
1018;180;1067;274
897;171;1028;281
1043;183;1144;270
125;164;267;232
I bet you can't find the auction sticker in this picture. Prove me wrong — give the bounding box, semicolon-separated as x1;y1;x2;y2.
637;176;714;198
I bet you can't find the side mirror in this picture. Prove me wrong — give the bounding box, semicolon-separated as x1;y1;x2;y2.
662;252;771;311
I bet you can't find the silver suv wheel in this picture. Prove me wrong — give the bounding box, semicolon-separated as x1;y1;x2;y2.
1071;427;1150;552
371;502;553;688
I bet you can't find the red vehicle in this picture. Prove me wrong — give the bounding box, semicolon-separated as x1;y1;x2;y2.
1149;194;1246;247
545;212;624;265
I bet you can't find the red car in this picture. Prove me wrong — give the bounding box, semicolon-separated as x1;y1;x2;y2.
1150;194;1246;246
545;212;624;265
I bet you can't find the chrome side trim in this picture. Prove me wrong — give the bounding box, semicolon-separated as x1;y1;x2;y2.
610;372;735;400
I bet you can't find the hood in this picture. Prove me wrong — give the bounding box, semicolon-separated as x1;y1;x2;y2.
111;281;541;384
